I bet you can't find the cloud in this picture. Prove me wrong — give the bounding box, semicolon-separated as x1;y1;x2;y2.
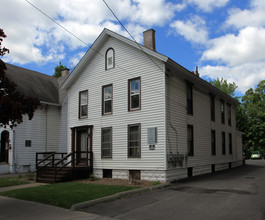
184;0;229;12
69;51;86;68
201;27;265;66
170;15;208;44
1;0;184;66
200;62;265;93
226;0;265;29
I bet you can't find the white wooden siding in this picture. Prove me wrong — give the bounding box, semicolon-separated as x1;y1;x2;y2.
166;71;241;169
67;37;166;170
12;105;62;170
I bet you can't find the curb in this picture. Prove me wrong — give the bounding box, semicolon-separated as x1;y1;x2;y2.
70;182;171;211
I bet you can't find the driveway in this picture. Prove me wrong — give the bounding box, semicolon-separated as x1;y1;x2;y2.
82;160;265;220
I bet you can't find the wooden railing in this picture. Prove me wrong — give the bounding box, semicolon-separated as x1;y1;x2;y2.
36;151;93;182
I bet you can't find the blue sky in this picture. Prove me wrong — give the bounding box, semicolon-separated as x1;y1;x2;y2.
1;0;265;96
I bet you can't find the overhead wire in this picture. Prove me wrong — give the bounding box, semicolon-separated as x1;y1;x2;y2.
24;0;187;109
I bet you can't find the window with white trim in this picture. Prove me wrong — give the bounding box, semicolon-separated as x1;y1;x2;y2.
105;48;114;70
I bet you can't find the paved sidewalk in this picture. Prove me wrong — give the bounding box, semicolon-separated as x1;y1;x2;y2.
0;182;47;192
0;196;114;220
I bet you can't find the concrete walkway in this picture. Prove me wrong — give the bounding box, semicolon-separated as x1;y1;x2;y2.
0;182;47;192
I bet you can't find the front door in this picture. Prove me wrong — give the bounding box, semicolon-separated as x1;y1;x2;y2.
73;126;92;166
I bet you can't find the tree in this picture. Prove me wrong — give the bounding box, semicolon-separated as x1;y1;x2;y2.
240;80;265;154
53;62;66;78
209;77;238;97
0;28;40;128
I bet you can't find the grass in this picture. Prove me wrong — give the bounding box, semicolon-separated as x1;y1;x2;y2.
0;177;30;188
0;182;139;209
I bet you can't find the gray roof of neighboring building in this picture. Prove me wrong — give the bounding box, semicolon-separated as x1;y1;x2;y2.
4;63;68;105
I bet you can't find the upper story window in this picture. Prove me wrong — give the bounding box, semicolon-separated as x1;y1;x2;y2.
227;103;232;126
79;90;88;118
186;82;193;115
128;124;141;158
220;99;225;124
102;84;113;115
210;94;215;122
187;124;194;156
128;77;141;111
105;48;115;70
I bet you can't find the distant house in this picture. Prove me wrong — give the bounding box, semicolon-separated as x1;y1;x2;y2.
0;64;68;174
61;28;243;182
0;29;243;182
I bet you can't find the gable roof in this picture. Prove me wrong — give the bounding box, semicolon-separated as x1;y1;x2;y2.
61;28;238;105
4;63;68;105
61;28;168;90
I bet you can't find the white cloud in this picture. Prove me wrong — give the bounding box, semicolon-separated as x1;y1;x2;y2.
200;62;265;93
226;0;265;28
69;52;86;68
201;27;265;66
185;0;229;12
170;15;208;44
1;0;183;65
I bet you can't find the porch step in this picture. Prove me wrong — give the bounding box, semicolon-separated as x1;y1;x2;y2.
36;166;92;183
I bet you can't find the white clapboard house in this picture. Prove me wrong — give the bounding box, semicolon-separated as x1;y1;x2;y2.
0;29;243;182
0;64;68;174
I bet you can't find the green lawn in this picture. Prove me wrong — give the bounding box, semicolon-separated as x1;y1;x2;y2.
0;182;139;209
0;177;29;188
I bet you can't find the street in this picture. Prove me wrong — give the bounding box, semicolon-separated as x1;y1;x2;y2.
82;160;265;220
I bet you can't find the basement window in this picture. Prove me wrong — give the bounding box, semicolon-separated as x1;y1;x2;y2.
25;140;31;147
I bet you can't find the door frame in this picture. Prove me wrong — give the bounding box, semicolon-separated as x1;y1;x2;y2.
71;125;93;166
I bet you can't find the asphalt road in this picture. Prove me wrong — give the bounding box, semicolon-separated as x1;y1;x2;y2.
82;160;265;220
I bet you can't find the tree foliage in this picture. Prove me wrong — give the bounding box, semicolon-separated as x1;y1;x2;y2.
209;77;238;97
0;28;40;129
53;62;66;78
239;80;265;153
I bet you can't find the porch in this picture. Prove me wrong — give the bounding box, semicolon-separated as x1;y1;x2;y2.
36;151;93;183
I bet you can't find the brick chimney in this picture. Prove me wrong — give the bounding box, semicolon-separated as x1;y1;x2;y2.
143;29;156;51
61;68;70;77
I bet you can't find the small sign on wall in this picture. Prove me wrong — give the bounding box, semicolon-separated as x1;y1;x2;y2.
148;127;157;150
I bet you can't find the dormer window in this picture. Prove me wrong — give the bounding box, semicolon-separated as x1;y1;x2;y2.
105;48;115;70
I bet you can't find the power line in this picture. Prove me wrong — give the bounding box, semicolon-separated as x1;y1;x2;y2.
24;0;186;108
25;0;89;47
102;0;165;73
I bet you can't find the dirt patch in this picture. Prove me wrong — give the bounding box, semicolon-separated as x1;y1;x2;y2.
77;178;157;187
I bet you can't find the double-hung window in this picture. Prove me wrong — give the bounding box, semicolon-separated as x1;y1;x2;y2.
211;130;216;156
210;94;215;121
102;84;113;115
229;133;232;155
227;104;232;126
186;82;193;115
128;77;141;111
101;127;112;158
79;90;88;118
187;125;194;156
128;124;141;158
220;100;225;124
222;132;226;155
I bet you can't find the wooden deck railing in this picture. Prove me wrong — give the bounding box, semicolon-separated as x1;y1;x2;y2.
36;151;93;182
